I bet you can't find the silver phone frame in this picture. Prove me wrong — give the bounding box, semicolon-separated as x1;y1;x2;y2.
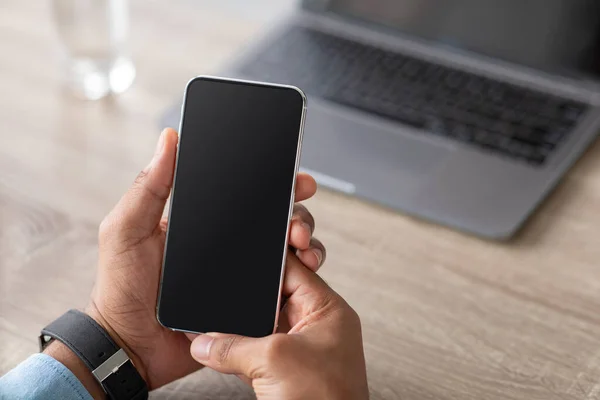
156;75;308;336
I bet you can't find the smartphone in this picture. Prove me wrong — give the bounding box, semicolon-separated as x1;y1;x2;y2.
157;76;307;337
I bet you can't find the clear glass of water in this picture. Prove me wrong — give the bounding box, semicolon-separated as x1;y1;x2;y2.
52;0;136;100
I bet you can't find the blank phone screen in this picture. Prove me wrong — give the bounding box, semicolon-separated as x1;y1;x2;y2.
157;77;305;337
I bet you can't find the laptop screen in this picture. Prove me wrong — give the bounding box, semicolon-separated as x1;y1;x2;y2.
323;0;600;80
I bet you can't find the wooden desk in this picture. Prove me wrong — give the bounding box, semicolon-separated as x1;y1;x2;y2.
2;1;600;399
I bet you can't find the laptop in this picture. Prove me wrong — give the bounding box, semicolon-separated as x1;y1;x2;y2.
164;0;600;239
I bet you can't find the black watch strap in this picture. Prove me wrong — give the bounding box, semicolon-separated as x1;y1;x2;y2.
39;309;148;400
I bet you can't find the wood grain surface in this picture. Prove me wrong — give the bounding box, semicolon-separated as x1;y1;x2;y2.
2;1;600;399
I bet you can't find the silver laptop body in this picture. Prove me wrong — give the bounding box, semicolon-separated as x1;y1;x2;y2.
165;0;600;239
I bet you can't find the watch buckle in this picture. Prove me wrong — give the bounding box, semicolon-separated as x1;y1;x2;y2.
92;348;130;383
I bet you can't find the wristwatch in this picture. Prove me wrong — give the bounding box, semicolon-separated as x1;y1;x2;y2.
39;309;149;399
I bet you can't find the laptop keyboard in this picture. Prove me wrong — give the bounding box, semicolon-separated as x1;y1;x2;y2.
239;27;589;165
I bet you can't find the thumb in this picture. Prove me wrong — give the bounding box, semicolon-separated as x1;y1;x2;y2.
190;333;274;377
109;128;178;236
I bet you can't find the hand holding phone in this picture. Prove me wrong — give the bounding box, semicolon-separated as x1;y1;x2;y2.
88;126;324;390
188;253;370;400
157;76;308;337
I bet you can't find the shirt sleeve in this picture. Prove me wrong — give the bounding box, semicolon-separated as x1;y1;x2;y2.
0;353;94;400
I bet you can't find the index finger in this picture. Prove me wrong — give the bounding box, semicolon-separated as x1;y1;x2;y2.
294;172;317;202
282;251;332;298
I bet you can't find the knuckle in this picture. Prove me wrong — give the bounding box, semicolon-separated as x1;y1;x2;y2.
263;334;288;364
310;237;326;255
344;305;362;328
349;306;361;323
98;216;117;244
98;212;146;253
133;169;149;187
133;169;170;201
293;203;308;214
215;336;243;365
322;295;361;326
293;204;315;225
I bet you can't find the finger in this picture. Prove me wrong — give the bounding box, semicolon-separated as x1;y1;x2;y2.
109;128;178;235
289;204;315;250
295;237;326;272
159;216;169;233
289;219;311;250
292;204;315;233
279;252;338;330
190;333;272;376
294;173;317;202
282;252;332;298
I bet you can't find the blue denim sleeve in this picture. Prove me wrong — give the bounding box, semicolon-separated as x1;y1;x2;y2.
0;353;93;400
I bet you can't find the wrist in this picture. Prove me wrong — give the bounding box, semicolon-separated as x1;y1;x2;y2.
85;304;150;386
41;308;150;399
44;340;106;400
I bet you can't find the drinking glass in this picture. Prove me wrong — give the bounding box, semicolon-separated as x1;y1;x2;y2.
52;0;136;100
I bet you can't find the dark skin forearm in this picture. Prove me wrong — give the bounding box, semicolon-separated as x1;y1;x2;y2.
43;340;106;400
